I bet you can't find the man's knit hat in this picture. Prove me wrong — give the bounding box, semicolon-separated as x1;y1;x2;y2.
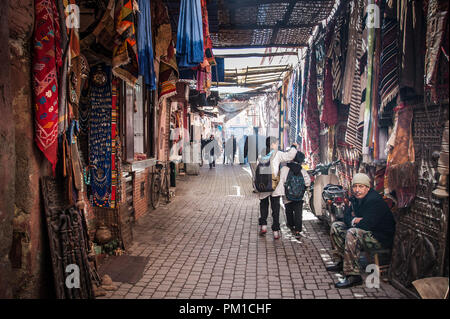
352;173;371;187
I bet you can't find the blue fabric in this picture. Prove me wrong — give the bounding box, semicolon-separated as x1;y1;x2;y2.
138;0;156;89
176;0;204;68
212;57;225;82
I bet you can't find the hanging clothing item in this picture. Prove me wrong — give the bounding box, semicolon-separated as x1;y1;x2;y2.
89;65;113;208
385;102;416;208
113;0;139;86
379;2;399;113
176;0;204;68
424;0;449;103
138;0;157;89
33;0;63;173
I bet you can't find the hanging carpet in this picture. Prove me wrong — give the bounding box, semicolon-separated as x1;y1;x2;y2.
33;0;63;173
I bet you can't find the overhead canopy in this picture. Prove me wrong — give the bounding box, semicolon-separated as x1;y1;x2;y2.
166;0;337;48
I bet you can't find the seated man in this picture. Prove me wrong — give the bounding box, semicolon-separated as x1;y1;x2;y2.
326;173;396;288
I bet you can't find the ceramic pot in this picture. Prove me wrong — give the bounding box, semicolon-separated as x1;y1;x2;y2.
95;224;112;244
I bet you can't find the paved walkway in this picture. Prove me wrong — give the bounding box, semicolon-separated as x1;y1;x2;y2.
99;164;407;299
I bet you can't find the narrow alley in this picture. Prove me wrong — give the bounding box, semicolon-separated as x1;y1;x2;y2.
1;0;448;302
98;164;405;299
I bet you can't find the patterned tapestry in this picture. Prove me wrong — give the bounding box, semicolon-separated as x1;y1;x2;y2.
33;0;62;173
89;65;112;208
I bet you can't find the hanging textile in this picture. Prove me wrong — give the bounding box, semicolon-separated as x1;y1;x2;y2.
110;79;120;208
321;21;338;126
424;0;449;103
315;30;326;119
138;0;156;89
385;102;416;208
33;0;62;173
289;70;299;144
113;0;139;86
341;0;362;105
344;0;364;153
379;2;399;113
152;0;172;60
362;0;376;163
398;0;425;99
176;0;204;68
89;65;113;208
304;46;320;167
327;12;346;101
159;42;179;103
201;0;216;66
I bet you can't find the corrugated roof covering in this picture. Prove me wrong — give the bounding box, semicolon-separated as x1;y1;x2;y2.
166;0;337;48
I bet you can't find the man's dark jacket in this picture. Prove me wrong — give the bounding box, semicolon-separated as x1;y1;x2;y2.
343;188;396;248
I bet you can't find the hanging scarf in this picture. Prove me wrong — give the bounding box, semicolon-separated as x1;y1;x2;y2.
33;0;62;173
138;0;157;89
176;0;204;68
113;0;139;86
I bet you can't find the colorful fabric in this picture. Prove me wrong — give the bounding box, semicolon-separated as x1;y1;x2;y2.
159;42;179;103
33;0;62;173
138;0;156;89
340;0;362;105
379;10;399;113
304;47;320;168
201;0;215;66
89;65;112;208
176;0;204;68
327;13;345;101
113;0;139;86
322;59;338;126
341;1;363;152
110;79;119;208
385;102;416;208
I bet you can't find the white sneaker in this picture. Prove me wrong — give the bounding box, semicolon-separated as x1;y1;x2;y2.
273;231;280;239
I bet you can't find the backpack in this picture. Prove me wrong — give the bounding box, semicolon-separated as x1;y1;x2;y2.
284;170;306;201
255;158;280;192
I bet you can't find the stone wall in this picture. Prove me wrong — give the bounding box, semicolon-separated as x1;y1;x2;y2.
0;0;14;299
8;0;53;298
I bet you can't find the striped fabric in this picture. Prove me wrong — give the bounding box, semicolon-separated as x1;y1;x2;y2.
328;14;345;101
379;17;399;113
344;0;364;152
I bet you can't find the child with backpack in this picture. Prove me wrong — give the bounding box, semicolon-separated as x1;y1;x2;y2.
255;136;298;239
279;151;310;239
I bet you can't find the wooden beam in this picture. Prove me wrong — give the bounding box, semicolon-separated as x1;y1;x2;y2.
212;44;308;49
215;51;298;59
219;23;317;31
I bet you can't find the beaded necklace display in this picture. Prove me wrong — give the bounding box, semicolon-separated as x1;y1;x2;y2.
89;64;112;208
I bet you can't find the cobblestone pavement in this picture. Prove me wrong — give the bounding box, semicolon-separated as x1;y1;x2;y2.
99;164;407;299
